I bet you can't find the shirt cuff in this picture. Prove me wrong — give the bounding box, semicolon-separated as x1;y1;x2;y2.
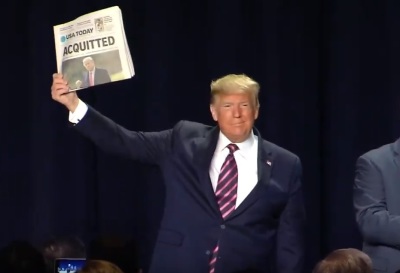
68;99;88;123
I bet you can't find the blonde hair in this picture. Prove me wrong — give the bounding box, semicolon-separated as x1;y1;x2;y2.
312;248;373;273
77;260;124;273
210;74;260;107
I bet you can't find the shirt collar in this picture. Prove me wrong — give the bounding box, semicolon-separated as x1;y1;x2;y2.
215;130;255;155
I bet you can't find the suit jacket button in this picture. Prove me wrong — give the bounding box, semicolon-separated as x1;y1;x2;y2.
220;224;226;229
206;250;211;255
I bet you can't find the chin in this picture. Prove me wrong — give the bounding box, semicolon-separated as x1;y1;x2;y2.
230;133;249;143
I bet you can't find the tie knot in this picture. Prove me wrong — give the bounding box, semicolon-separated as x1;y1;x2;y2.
227;143;239;154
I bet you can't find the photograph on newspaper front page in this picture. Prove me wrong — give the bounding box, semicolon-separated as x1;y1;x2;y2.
61;50;123;90
53;6;134;91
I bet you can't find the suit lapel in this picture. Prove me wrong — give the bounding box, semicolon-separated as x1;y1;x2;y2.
192;126;221;216
227;127;273;219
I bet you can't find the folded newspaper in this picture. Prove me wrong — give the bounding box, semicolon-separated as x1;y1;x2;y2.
53;6;135;91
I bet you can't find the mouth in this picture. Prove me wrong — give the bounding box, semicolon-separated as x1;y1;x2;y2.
232;122;245;126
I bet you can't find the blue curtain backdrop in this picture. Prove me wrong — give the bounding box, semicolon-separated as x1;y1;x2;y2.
2;0;400;272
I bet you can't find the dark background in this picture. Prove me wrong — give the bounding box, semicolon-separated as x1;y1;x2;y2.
2;0;399;272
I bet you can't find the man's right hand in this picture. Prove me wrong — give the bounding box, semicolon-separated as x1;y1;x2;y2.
51;73;79;112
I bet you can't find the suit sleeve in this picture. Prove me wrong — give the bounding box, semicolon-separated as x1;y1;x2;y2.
73;105;178;165
354;155;400;247
276;156;305;273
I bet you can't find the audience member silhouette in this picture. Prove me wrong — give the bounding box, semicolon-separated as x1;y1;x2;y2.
41;236;86;273
0;240;46;273
88;236;141;273
312;248;373;273
77;260;124;273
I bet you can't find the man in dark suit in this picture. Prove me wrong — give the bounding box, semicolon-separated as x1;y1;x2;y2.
51;73;306;273
75;56;111;89
354;139;400;273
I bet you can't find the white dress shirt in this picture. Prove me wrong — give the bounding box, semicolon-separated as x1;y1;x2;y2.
69;100;259;208
209;131;259;208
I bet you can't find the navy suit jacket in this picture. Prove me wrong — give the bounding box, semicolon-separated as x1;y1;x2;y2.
74;106;306;273
354;138;400;273
82;67;111;88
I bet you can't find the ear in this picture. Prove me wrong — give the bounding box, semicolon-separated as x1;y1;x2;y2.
210;104;218;121
254;105;260;120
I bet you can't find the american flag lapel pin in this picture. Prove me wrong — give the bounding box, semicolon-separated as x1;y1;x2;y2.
266;160;272;166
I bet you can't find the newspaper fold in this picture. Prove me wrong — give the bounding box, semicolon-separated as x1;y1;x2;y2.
53;6;134;91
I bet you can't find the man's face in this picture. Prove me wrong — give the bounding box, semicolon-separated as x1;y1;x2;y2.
83;59;95;71
210;92;259;143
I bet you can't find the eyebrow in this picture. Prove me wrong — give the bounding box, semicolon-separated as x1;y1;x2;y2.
221;101;250;104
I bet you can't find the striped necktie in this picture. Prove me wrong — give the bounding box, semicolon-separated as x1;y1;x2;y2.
209;143;239;273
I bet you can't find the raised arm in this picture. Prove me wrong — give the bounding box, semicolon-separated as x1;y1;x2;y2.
51;73;174;165
74;105;173;164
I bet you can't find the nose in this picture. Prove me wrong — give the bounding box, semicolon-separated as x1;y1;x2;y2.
232;106;241;117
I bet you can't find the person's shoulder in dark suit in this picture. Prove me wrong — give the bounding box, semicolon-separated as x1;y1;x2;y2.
96;67;109;75
172;120;214;136
95;67;111;84
358;140;393;161
261;138;300;160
